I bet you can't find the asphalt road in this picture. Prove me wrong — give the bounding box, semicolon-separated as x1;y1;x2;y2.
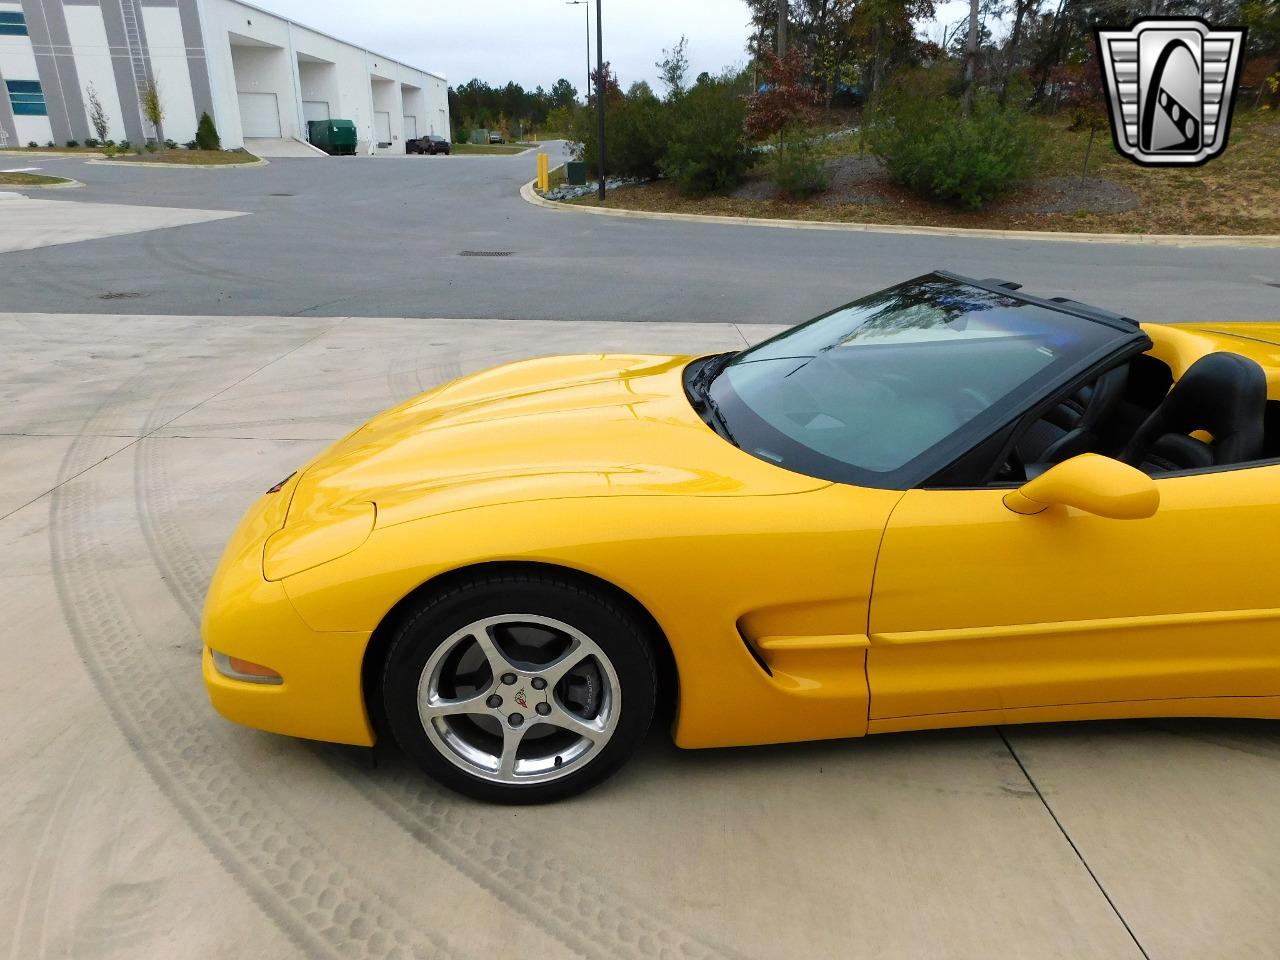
0;145;1277;324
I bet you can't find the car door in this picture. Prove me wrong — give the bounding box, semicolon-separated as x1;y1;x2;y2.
866;461;1280;729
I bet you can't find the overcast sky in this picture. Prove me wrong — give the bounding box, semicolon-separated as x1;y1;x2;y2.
256;0;977;92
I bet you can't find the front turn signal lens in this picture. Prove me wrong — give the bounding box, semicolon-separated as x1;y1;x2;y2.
212;650;283;684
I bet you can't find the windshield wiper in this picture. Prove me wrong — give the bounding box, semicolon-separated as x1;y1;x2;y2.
689;352;734;406
703;393;739;446
688;353;740;447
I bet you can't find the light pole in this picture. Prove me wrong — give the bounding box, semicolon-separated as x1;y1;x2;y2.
565;1;590;109
594;0;605;199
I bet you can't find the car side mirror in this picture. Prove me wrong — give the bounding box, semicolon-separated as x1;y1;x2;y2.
1003;453;1159;520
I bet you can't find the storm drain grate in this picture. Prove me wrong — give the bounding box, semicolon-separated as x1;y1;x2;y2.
98;291;146;300
459;250;513;257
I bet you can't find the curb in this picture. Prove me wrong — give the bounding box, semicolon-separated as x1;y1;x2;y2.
445;146;539;158
0;177;84;189
520;179;1280;249
0;150;107;158
86;156;268;169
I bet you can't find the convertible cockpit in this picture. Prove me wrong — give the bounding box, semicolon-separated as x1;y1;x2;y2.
1013;339;1272;480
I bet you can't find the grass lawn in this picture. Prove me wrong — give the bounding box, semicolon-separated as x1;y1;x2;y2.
450;143;531;155
0;172;70;186
103;149;260;165
569;110;1280;236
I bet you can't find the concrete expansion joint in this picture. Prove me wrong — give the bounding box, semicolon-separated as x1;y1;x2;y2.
519;179;1280;249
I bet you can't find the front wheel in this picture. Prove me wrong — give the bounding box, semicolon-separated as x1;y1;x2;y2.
381;575;657;803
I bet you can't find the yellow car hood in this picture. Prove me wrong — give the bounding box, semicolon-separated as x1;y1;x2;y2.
288;353;828;529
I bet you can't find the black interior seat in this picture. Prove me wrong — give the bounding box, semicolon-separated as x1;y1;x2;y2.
1122;352;1267;474
1018;365;1129;466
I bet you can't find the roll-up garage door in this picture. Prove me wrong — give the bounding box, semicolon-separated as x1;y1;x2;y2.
403;115;418;140
303;100;331;122
375;111;392;145
238;92;281;138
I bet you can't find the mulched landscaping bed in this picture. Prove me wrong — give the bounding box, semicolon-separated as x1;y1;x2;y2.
731;153;1140;217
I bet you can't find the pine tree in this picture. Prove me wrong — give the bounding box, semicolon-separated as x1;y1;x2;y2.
196;112;221;151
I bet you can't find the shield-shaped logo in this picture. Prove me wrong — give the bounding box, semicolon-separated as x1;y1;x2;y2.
1096;18;1246;166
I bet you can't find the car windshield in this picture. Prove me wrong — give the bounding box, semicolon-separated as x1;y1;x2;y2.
704;274;1128;487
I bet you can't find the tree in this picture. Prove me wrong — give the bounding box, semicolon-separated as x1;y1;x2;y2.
86;82;109;143
998;0;1044;104
196;111;220;150
588;61;623;103
1243;0;1280;106
1062;38;1109;177
745;48;821;140
549;78;578;109
140;79;164;144
963;0;980;114
657;35;691;99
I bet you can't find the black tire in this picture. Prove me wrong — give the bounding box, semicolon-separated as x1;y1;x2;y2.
381;573;657;804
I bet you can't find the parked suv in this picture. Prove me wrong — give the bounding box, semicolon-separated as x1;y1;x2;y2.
407;134;451;155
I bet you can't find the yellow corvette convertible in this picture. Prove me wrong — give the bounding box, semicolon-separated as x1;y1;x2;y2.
203;272;1280;803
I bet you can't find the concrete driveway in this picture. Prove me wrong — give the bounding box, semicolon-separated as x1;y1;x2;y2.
4;309;1280;960
0;146;1276;323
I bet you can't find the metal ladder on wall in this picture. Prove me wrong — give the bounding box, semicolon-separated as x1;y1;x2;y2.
118;0;156;141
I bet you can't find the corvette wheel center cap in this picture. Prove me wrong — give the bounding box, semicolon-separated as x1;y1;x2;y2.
500;673;550;724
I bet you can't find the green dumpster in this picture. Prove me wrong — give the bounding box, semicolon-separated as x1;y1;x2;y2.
307;119;358;156
565;160;588;186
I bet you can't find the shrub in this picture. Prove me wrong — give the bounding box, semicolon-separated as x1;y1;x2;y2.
66;140;79;148
570;86;667;180
163;138;178;150
770;131;829;198
27;141;37;149
184;140;199;150
118;139;132;151
865;69;1037;209
84;138;99;148
661;79;753;195
196;111;220;151
144;142;157;153
45;141;55;148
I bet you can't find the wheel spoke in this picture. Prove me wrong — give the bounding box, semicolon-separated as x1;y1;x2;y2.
419;689;490;719
470;623;520;676
541;634;603;688
544;702;607;743
498;723;526;777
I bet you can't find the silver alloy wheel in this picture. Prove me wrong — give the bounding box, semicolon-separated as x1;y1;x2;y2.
416;614;622;785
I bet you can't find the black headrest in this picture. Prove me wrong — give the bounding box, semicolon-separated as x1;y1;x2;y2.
1123;352;1267;470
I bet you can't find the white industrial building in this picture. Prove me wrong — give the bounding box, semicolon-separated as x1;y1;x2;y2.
0;0;448;155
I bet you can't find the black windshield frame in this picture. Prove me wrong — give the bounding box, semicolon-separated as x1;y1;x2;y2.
698;272;1150;490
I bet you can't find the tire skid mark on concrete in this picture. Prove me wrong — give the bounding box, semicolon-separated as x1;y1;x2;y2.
135;353;753;960
49;359;456;960
5;739;93;960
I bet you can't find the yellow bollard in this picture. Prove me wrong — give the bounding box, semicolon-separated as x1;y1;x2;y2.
536;152;550;192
